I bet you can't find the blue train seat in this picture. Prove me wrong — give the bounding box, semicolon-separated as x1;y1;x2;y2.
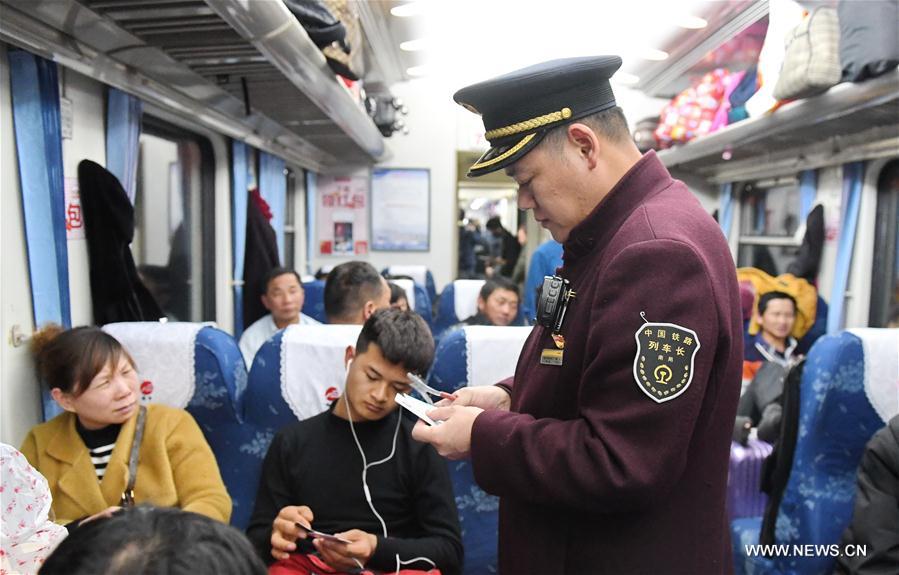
390;277;433;327
731;328;899;575
102;322;249;526
239;324;363;525
301;279;328;323
427;325;532;575
384;265;437;304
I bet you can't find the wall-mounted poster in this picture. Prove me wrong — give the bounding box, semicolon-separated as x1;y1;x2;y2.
371;168;430;251
316;174;369;256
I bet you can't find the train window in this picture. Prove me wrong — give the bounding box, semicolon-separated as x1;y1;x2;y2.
736;180;801;276
284;168;296;270
869;160;899;327
133;119;215;322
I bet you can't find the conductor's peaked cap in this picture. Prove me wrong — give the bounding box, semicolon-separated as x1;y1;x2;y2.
454;55;623;177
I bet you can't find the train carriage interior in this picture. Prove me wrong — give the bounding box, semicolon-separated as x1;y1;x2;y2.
0;0;897;573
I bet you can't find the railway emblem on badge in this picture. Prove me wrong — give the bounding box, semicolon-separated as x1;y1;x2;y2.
633;315;700;403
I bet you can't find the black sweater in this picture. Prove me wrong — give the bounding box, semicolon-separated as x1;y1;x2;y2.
247;404;462;574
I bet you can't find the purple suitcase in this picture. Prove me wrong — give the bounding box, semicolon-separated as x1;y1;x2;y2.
727;438;773;520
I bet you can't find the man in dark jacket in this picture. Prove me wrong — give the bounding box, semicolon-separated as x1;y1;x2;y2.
485;217;521;278
414;56;743;574
835;415;899;575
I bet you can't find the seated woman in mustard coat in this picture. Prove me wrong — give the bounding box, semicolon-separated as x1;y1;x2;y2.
20;325;231;526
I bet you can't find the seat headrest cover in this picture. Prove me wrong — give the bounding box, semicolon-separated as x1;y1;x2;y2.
454;279;486;321
281;324;363;420
464;326;532;387
389;265;428;287
847;328;899;424
102;322;204;408
391;278;416;310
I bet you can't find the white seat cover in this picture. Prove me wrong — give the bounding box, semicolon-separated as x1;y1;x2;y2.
281;324;363;420
464;325;532;387
453;279;485;322
102;322;204;408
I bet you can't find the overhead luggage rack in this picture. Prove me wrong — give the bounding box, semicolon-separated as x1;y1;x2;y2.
657;70;899;182
0;0;387;170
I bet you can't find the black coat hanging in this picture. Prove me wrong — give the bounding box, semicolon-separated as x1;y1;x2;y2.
78;160;163;325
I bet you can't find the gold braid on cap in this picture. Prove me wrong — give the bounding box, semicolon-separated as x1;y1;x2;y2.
470;134;536;171
484;107;572;140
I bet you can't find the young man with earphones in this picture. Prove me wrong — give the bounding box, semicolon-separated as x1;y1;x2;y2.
246;309;462;575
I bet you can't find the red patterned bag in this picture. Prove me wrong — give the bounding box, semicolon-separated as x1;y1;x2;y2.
654;68;732;148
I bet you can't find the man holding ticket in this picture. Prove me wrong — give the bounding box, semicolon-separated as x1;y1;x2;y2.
246;309;462;575
413;57;742;575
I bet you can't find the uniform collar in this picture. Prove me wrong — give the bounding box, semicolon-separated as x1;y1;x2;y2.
562;151;673;263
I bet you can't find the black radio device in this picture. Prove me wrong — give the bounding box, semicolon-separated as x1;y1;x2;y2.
536;276;575;333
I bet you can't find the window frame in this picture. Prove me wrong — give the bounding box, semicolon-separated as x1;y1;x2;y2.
139;116;217;321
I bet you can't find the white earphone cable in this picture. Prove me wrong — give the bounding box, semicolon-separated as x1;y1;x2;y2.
344;364;437;574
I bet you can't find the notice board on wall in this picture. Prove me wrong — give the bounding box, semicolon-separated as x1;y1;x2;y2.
371;168;430;252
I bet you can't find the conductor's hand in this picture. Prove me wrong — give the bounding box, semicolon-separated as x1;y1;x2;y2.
313;529;377;572
411;405;483;460
435;385;511;411
270;505;314;561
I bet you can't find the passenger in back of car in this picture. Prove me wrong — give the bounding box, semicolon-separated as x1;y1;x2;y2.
21;325;231;527
240;267;320;367
246;309;462;575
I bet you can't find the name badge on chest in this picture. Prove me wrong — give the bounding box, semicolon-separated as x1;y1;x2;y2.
540;348;564;366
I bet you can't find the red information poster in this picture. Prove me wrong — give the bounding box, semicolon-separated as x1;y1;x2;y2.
64;177;85;241
315;174;369;256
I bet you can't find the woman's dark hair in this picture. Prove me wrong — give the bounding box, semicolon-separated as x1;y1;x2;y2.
30;325;134;396
355;308;434;376
39;506;266;575
388;282;409;305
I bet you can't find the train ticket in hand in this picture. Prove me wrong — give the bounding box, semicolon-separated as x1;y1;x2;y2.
395;393;441;426
295;523;352;544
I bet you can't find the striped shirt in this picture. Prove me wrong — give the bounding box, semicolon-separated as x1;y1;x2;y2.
75;420;122;481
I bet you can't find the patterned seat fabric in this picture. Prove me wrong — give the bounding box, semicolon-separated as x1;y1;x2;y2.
732;330;896;575
427;326;530;574
229;331;293;529
189;326;253;529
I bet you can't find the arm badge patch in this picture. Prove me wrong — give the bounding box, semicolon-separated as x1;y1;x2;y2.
633;321;701;403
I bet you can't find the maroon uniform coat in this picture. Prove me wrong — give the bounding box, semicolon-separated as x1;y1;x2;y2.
471;151;742;574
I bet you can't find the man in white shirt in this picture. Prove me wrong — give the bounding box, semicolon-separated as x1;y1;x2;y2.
240;268;319;366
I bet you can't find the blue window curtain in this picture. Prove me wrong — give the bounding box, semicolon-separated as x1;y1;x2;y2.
8;50;71;420
827;162;865;334
105;87;142;204
798;169;817;223
718;182;734;238
305;171;317;275
232;140;250;337
259;152;287;262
